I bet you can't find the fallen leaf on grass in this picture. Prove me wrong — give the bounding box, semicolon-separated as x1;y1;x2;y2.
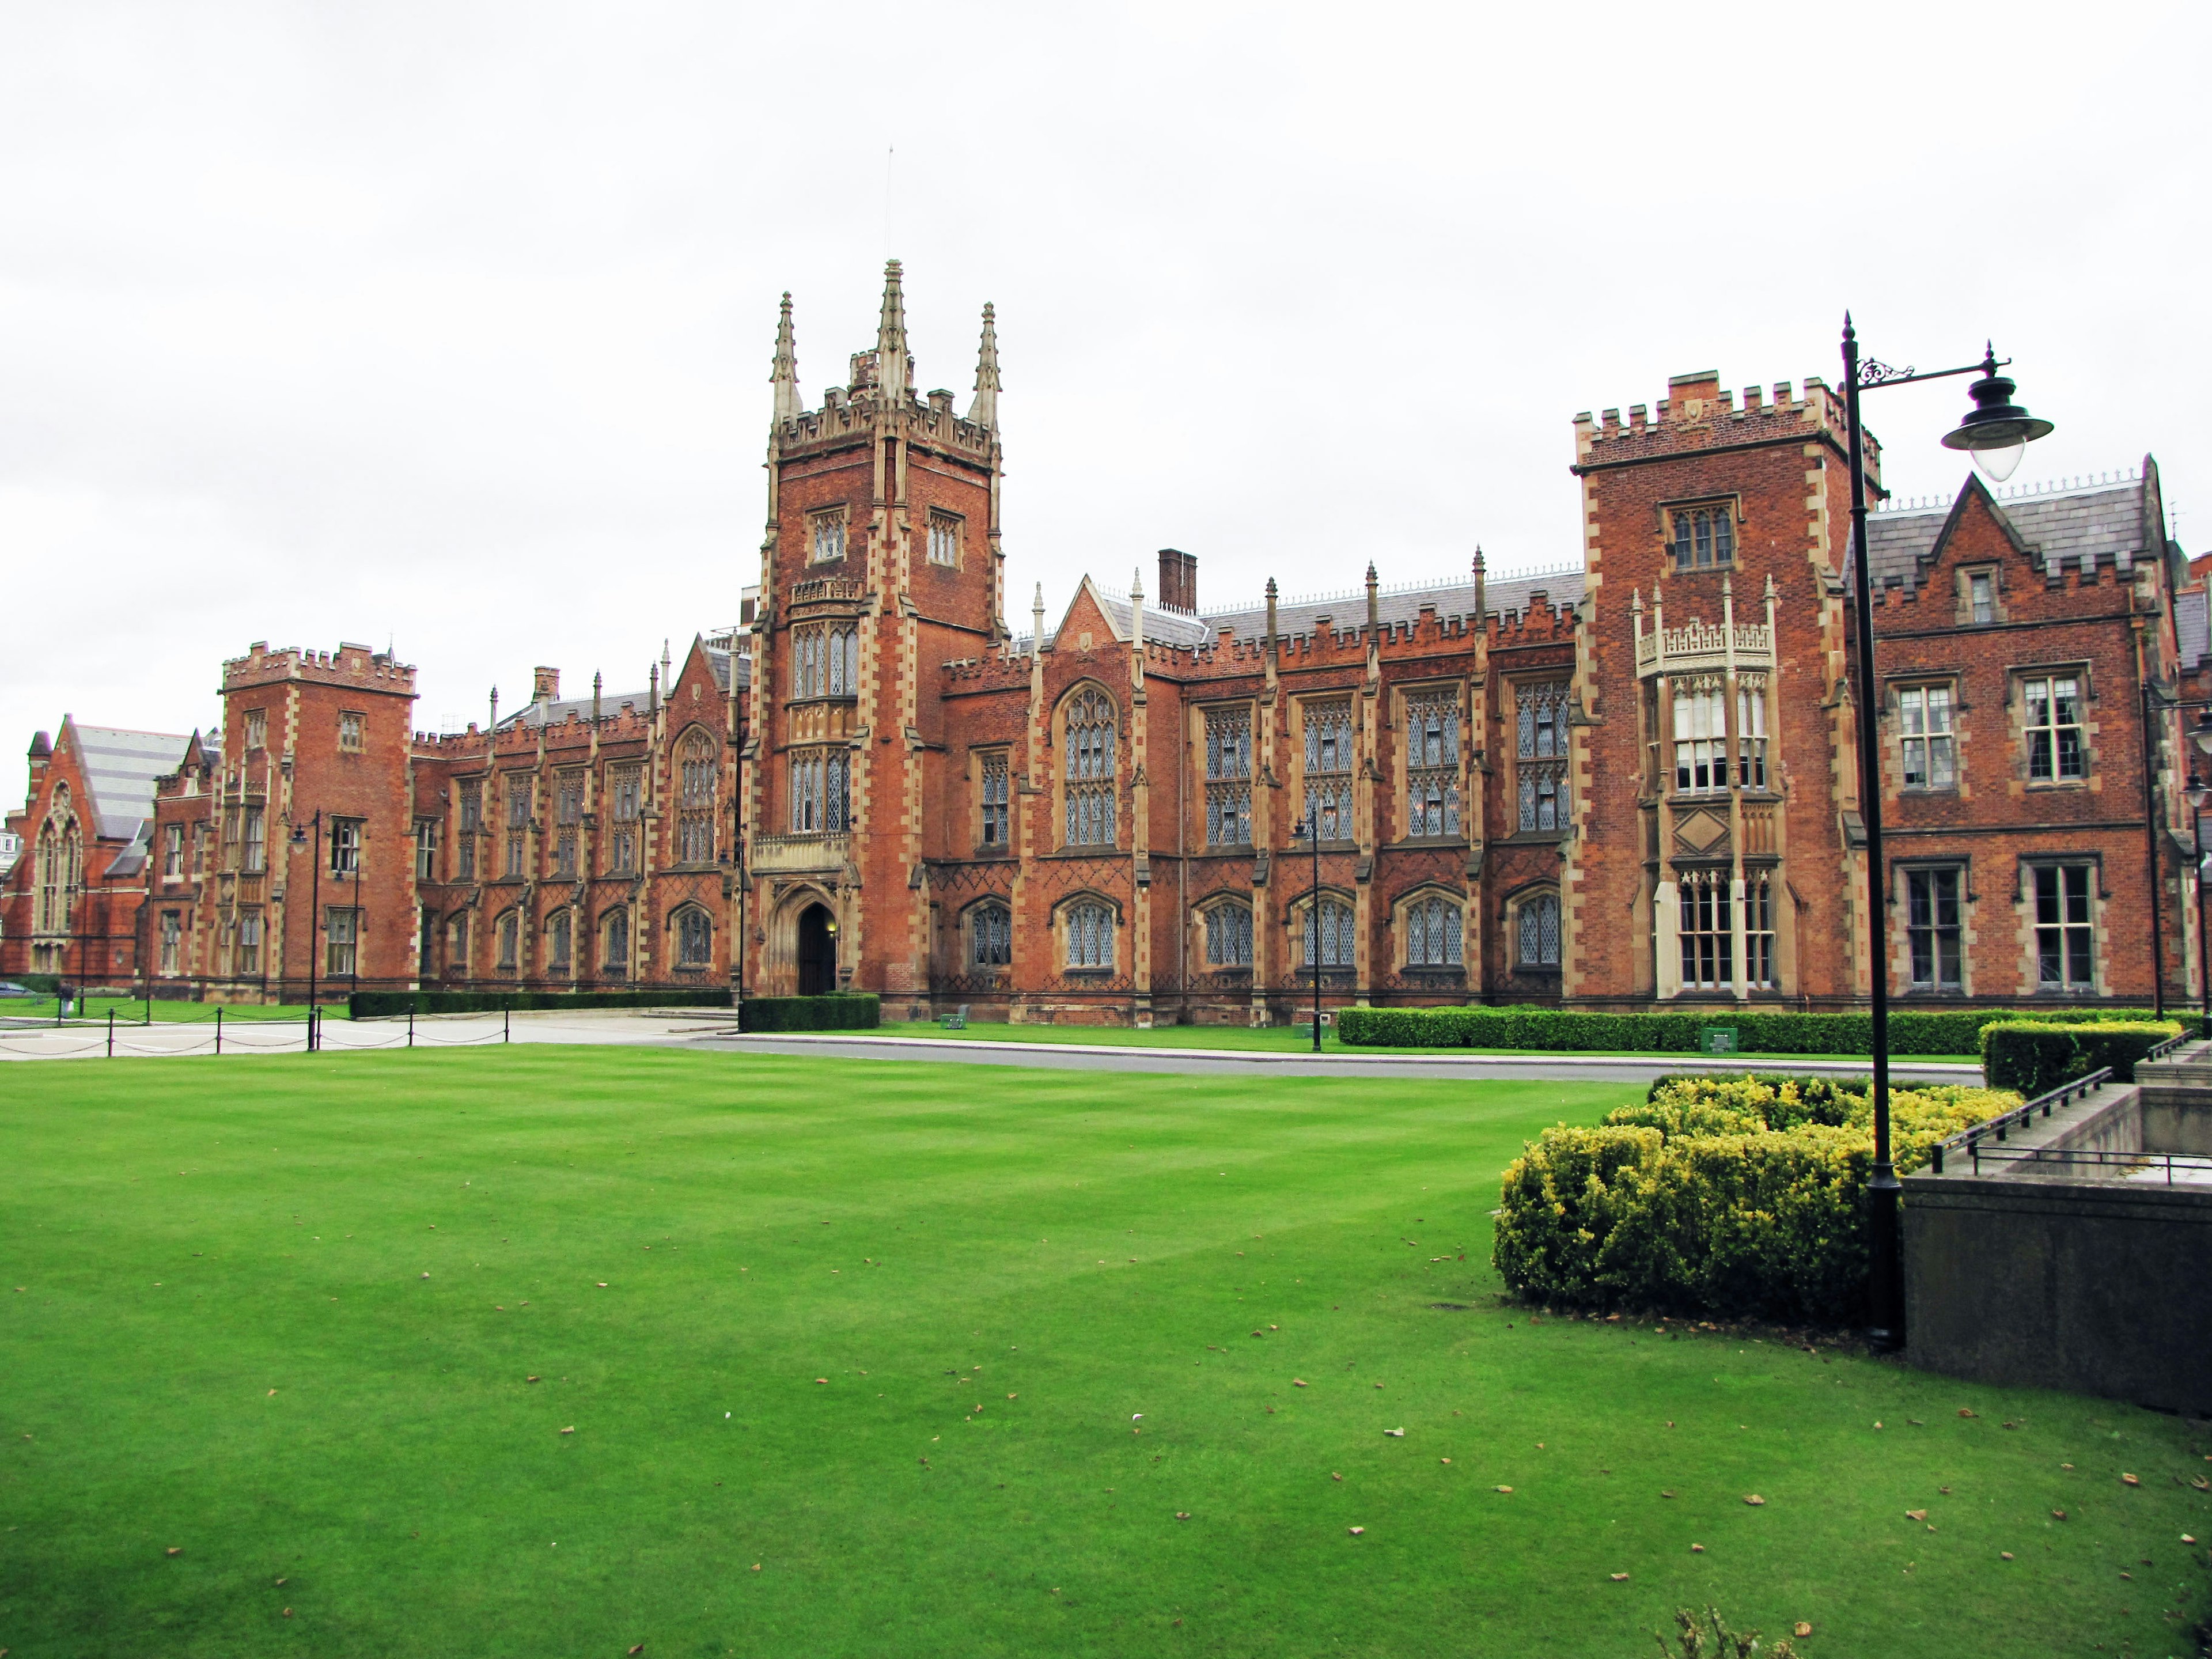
1175;1512;1190;1521
2062;1463;2075;1471
1609;1573;1629;1582
1906;1509;1928;1521
2183;1534;2199;1544
1494;1486;1513;1494
1939;1486;1951;1494
282;1608;293;1618
2121;1473;2141;1487
2052;1509;2067;1521
527;1376;539;1384
1347;1526;1365;1535
165;1547;182;1557
815;1378;828;1385
751;1564;760;1572
2192;1477;2209;1492
1794;1623;1813;1638
1957;1408;1977;1418
274;1578;286;1586
1382;1429;1404;1438
1661;1490;1677;1499
1331;1472;1342;1482
559;1426;575;1435
1690;1543;1705;1553
1440;1457;1451;1464
1743;1495;1766;1506
2001;1551;2014;1560
1293;1379;1308;1388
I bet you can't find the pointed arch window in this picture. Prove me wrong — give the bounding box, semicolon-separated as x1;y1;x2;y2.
1203;899;1253;967
1404;894;1464;967
1203;707;1252;847
603;908;631;980
675;906;714;969
1301;896;1355;970
678;731;718;863
1064;690;1117;847
1513;681;1567;832
547;910;573;973
1303;700;1354;839
971;901;1012;967
1516;891;1561;969
1064;900;1115;969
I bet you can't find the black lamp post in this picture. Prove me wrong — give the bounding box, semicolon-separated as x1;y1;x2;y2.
290;810;323;1050
1841;320;2054;1351
1291;804;1322;1052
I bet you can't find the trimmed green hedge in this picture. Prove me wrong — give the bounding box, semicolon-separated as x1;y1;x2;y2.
7;973;64;994
1493;1074;2013;1323
737;994;881;1033
351;988;733;1018
1979;1020;2180;1094
1335;1004;2158;1055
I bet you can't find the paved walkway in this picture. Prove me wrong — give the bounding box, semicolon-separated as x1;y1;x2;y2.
0;1010;1982;1085
692;1030;1981;1085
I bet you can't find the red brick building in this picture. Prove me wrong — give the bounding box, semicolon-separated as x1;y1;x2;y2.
2;264;2198;1019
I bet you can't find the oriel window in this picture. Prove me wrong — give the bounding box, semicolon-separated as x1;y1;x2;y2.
242;806;266;874
1736;681;1767;789
1673;680;1726;793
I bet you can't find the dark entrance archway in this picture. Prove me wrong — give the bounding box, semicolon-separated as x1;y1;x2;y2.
797;903;837;996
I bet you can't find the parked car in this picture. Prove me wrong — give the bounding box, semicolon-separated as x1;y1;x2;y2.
0;981;39;998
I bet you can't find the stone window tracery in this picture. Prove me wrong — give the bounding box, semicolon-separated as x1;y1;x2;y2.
1204;899;1253;968
1204;707;1252;847
1303;700;1353;839
237;909;263;975
548;910;572;973
809;507;847;564
979;752;1010;847
1404;688;1464;838
1677;870;1732;990
1064;900;1114;969
1405;893;1464;967
607;764;641;874
1516;891;1560;969
971;901;1012;967
603;908;630;979
678;731;718;863
1064;689;1117;847
790;749;850;835
1670;502;1736;570
1513;681;1566;834
1672;677;1728;793
1301;895;1355;971
928;511;961;567
675;906;713;968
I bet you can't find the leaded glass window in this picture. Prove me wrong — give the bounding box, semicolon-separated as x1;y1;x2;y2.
972;902;1012;967
1517;892;1560;969
1065;900;1114;969
1204;707;1252;847
1303;700;1353;839
1065;690;1117;847
1302;896;1354;969
676;907;713;968
1405;895;1463;967
678;732;718;863
1514;681;1567;832
1205;902;1253;967
980;753;1009;846
1671;503;1735;570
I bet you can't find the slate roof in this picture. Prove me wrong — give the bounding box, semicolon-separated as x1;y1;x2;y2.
1205;565;1584;641
1865;478;2149;592
499;643;750;730
2177;587;2209;671
69;725;192;841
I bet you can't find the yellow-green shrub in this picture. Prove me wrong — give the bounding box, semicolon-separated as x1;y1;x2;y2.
1491;1074;2016;1323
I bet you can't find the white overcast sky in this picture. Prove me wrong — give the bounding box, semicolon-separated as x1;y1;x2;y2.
2;1;2205;763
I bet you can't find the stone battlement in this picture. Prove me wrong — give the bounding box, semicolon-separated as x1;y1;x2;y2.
1572;372;1850;469
223;641;418;692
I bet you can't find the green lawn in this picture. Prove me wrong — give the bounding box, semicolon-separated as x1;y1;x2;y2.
876;1016;1980;1067
0;994;316;1025
2;1051;2203;1658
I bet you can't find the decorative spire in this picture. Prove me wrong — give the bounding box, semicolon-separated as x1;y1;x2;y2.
770;292;801;423
876;259;910;404
968;301;1001;429
592;671;603;725
1473;546;1487;623
488;685;498;731
1365;562;1380;633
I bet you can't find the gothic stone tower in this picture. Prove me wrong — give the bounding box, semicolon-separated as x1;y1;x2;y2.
1568;372;1871;1005
743;262;1005;1008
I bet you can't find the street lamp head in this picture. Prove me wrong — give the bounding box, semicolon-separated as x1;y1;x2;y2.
2193;710;2212;758
289;826;308;847
2188;772;2212;809
1940;344;2054;484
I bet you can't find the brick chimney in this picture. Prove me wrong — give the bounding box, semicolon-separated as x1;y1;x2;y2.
1157;548;1198;614
532;666;561;703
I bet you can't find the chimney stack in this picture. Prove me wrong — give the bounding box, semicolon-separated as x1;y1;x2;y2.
532;666;561;704
1156;548;1198;614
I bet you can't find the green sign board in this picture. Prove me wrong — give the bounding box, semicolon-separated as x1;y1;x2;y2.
1700;1026;1738;1055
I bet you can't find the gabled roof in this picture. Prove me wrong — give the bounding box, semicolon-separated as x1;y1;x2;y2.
499;636;751;731
1865;474;2152;592
66;723;192;840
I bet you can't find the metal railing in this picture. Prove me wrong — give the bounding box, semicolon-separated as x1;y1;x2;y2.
1929;1067;2112;1175
1944;1143;2212;1184
1928;1028;2203;1175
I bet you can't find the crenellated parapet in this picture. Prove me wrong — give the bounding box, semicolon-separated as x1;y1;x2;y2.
224;640;416;694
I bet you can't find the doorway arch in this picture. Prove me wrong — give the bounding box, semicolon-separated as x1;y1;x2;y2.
797;903;837;995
